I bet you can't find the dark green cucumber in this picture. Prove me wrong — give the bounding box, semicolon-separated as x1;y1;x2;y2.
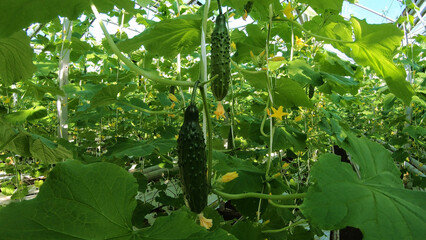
211;13;230;101
177;103;207;213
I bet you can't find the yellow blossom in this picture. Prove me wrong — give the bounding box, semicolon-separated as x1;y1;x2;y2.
170;102;175;109
220;171;239;183
4;97;11;104
168;93;179;103
214;102;226;120
199;213;213;229
282;162;290;169
272;172;281;178
259;50;265;57
229;12;235;19
250;50;255;58
117;107;123;111
270;106;288;120
294;115;303;122
295;36;306;48
230;41;237;50
283;3;295;20
243;9;248;20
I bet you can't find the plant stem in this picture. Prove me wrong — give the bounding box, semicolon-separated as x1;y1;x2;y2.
212;189;306;200
262;219;308;233
90;2;195;87
268;199;299;209
200;87;213;186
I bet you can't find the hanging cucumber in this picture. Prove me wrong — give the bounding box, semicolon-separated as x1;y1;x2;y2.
211;0;230;101
177;81;207;213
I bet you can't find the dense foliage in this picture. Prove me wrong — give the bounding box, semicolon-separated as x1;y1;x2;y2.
0;0;425;239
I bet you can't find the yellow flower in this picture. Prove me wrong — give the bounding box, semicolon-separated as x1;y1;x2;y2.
230;41;237;50
282;162;290;169
168;93;179;103
294;115;303;122
220;171;239;183
228;12;235;19
117;107;123;111
214;102;226;120
250;50;255;58
4;97;11;104
270;106;288;120
283;3;295;20
272;172;281;178
199;213;213;229
295;36;306;48
170;102;175;109
243;9;248;20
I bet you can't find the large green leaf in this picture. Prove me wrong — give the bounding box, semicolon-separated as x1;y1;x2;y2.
117;15;202;57
0;31;36;86
319;72;359;95
299;0;344;11
241;69;268;89
232;24;266;63
90;84;126;108
0;0;134;37
314;51;355;76
273;78;314;108
0;119;72;163
0;160;138;240
4;106;47;124
340;133;402;187
286;59;322;85
301;135;426;240
213;151;264;194
341;18;414;104
138;208;237;239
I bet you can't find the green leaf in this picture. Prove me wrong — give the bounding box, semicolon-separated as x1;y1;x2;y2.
0;31;36;86
301;137;426;240
4;106;47;124
273;78;314;108
90;84;126;108
11;185;28;200
314;51;355;76
138;208;237;239
341;18;414;104
0;160;138;239
241;69;268;89
117;15;201;57
340;132;401;186
29;138;73;163
299;0;344;11
0;119;72;163
25;82;65;100
286;59;322;85
229;221;262;240
232;25;266;63
0;0;134;38
320;72;359;95
272;126;307;152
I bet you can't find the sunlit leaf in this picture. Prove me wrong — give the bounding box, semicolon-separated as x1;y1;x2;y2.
0;31;36;86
